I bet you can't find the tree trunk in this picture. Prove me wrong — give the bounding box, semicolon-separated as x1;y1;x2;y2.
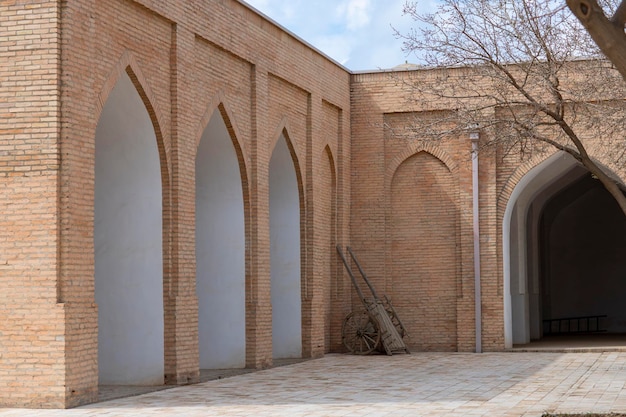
566;0;626;82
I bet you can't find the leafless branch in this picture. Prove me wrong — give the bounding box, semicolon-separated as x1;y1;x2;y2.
393;0;626;215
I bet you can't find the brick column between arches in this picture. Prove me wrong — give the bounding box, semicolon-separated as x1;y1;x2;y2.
164;23;200;385
246;65;273;368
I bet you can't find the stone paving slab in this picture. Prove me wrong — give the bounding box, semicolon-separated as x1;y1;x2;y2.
2;352;626;416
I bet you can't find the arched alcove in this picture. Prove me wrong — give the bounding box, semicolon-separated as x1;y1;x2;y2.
195;110;246;369
390;152;457;351
269;133;302;359
502;151;626;347
320;146;336;352
504;153;582;346
94;72;164;385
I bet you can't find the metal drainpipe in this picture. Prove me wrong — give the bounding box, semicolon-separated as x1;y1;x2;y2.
471;129;482;353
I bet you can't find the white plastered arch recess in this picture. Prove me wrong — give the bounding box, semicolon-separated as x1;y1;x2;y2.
269;132;302;359
195;109;246;369
94;72;164;385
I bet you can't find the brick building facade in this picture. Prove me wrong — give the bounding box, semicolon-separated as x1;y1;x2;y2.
2;0;626;409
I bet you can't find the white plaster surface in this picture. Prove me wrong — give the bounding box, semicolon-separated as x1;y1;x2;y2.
503;152;579;347
269;135;302;359
94;73;164;385
196;111;246;369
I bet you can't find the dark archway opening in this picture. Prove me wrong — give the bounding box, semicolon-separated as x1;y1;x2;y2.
508;152;626;349
540;175;626;336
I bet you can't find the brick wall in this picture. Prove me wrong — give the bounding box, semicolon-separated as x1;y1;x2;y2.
390;152;458;351
0;0;68;408
4;0;626;409
350;70;479;353
1;0;351;408
350;65;626;355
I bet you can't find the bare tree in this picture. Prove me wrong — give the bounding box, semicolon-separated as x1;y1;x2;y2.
395;0;626;215
567;0;626;81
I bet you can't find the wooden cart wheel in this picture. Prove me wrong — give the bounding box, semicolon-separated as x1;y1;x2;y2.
342;311;381;355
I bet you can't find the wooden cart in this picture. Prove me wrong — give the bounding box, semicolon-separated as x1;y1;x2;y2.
336;245;410;355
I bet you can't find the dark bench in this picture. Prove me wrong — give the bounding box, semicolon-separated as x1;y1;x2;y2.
542;315;607;335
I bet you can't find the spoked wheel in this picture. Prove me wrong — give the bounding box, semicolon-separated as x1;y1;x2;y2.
342;311;381;355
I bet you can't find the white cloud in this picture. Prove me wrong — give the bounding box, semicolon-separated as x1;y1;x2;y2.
241;0;438;71
337;0;372;31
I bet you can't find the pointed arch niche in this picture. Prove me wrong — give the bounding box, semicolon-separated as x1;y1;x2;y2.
390;151;458;351
94;72;164;385
269;132;302;359
195;109;246;369
320;146;337;352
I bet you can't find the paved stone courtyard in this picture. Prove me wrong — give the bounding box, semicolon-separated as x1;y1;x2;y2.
2;352;626;416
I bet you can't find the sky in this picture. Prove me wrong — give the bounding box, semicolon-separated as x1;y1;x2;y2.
242;0;437;72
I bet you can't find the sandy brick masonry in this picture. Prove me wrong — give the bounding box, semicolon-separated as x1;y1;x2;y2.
0;0;66;408
2;0;626;410
1;0;350;408
349;66;626;354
